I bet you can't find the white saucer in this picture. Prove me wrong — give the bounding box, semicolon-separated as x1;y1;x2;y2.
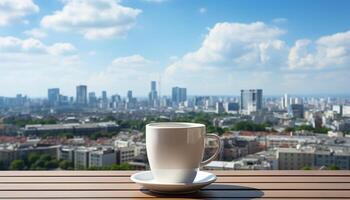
130;171;216;194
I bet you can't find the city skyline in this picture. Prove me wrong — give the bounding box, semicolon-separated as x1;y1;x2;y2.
1;0;350;96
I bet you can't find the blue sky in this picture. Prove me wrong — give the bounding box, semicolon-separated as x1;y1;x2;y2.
0;0;349;97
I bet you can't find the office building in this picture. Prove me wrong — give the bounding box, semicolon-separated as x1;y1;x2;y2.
172;87;187;105
281;93;289;109
332;105;343;115
24;122;119;135
278;147;350;170
288;104;304;118
74;148;90;169
240;89;263;114
148;81;158;107
101;91;108;109
343;105;350;117
126;90;137;109
116;147;135;164
127;90;133;102
48;88;60;106
224;102;239;113
0;144;59;167
89;148;116;168
216;102;225;114
76;85;87;106
277;148;314;170
58;146;75;163
88;92;97;107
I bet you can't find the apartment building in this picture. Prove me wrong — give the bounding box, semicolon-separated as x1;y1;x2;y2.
277;147;314;170
277;147;350;170
74;148;90;169
89;148;116;168
116;147;135;164
0;144;59;167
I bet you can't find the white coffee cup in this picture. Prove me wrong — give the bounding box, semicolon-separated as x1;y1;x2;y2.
146;122;221;183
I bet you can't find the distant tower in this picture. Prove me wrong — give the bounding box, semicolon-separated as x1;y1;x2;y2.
240;89;263;114
76;85;87;106
48;88;60;106
283;93;289;109
127;90;133;102
172;87;187;105
148;81;158;107
102;90;108;108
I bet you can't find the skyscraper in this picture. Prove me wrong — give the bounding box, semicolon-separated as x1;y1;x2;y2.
288;104;304;118
281;93;289;109
127;90;133;102
48;88;60;106
240;89;263;114
148;81;158;107
88;92;97;107
172;87;187;105
76;85;87;106
101;91;108;109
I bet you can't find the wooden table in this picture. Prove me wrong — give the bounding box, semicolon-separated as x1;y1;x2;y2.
0;170;349;199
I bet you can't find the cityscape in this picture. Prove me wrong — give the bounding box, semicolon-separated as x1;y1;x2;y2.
1;81;350;170
0;0;350;172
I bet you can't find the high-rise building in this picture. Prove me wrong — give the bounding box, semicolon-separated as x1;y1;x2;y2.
216;102;225;114
76;85;87;106
48;88;60;106
101;91;108;109
288;104;304;118
126;90;136;109
224;102;239;114
127;90;133;102
172;87;187;105
148;81;158;107
240;89;263;115
281;93;289;109
88;92;97;107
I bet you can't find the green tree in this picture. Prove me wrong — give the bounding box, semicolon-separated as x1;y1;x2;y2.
0;161;5;170
10;160;25;170
28;153;40;165
44;160;59;169
301;166;312;170
231;121;266;131
110;163;134;170
59;160;74;170
328;165;340;170
40;154;52;162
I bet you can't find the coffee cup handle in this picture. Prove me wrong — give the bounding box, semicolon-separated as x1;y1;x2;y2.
200;134;221;167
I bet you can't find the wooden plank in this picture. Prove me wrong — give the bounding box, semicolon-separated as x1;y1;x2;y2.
0;182;350;190
0;190;350;198
1;170;350;177
0;176;349;183
5;199;349;200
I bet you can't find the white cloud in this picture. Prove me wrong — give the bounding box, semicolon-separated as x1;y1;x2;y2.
40;0;142;39
24;28;47;38
87;55;158;94
288;30;350;70
111;54;152;68
199;7;207;14
47;43;76;55
163;21;350;95
0;0;39;26
0;36;76;55
272;18;287;24
0;36;83;96
165;22;286;77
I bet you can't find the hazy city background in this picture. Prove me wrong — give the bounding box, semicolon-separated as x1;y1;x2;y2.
0;0;350;170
